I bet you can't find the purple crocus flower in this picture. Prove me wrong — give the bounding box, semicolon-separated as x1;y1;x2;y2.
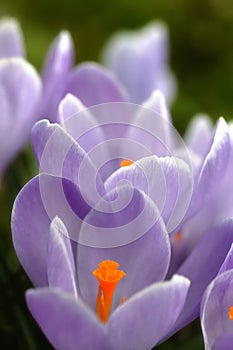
0;17;74;174
11;113;191;348
25;217;190;350
200;248;233;350
0;17;74;121
162;112;233;336
2;17;177;118
101;21;177;105
12;91;233;348
169;113;233;272
56;93;233;336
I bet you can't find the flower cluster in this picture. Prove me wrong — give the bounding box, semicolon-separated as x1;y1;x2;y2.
8;17;233;350
0;18;175;176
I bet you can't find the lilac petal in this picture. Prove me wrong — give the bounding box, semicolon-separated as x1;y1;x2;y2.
77;184;170;310
41;31;74;121
126;90;175;154
12;176;50;286
0;57;41;174
102;21;176;104
168;219;233;335
107;275;190;350
0;18;25;58
47;217;77;297
185;118;231;223
32;119;105;205
105;155;193;232
124;96;185;160
142;90;171;122
66;62;129;107
57;93;105;153
12;174;90;286
32;119;85;176
201;270;233;350
58;93;87;124
184;114;213;159
26;288;108;350
218;243;233;275
212;335;233;350
196;118;231;201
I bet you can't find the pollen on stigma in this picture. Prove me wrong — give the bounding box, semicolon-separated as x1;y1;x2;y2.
120;159;133;167
93;260;126;323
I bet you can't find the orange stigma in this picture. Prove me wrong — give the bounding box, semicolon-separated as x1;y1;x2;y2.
228;306;233;320
120;159;133;167
92;260;126;323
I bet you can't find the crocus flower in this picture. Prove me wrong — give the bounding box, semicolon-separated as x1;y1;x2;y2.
12;92;233;347
0;17;74;175
0;17;74;121
25;216;190;350
101;21;177;105
1;18;177;118
169;113;233;275
56;93;233;336
11;109;192;348
162;112;233;336
60;21;177;109
200;246;233;350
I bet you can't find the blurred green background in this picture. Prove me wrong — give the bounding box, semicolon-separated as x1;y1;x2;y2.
1;0;233;348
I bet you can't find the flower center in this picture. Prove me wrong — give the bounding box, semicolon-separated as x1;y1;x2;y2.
92;260;126;323
228;306;233;320
120;159;133;167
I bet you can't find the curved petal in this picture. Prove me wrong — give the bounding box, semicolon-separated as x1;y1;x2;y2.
12;175;50;286
201;270;233;350
105;155;193;233
102;21;176;104
11;174;90;286
123;98;187;162
0;57;41;173
66;62;128;107
142;89;171;122
32;119;85;176
168;219;233;335
32;119;105;205
218;243;233;275
107;275;190;350
184;114;213;159
26;288;108;350
57;93;105;153
0;17;25;58
58;93;87;123
124;90;176;158
47;217;77;297
196;118;231;203
184;118;232;237
41;31;74;121
77;184;171;310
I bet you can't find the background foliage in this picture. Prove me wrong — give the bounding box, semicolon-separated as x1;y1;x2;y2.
1;0;233;348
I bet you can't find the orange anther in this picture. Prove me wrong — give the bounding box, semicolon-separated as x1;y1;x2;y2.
93;260;126;323
228;306;233;320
